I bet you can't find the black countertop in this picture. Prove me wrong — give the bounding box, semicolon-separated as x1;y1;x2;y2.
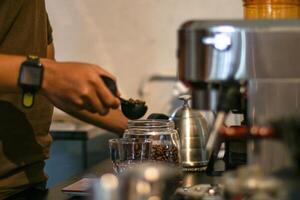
45;159;114;200
43;159;221;200
42;158;300;200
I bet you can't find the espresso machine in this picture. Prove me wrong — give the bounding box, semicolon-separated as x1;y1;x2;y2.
93;20;300;200
177;20;300;174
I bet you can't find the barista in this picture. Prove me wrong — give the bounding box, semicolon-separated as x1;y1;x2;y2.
0;0;127;199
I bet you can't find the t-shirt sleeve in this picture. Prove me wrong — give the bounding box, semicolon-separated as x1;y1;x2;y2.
46;13;53;45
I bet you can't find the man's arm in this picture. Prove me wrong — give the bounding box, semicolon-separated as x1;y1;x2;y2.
44;43;127;135
0;54;23;93
0;53;121;117
67;109;127;136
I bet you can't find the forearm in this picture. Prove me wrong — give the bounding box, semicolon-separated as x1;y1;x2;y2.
0;54;54;93
0;51;124;132
0;43;55;92
0;54;26;92
66;108;128;136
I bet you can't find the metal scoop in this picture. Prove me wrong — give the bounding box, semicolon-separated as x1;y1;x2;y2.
101;76;148;120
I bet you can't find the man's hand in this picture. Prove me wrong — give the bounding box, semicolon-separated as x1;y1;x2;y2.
41;59;120;115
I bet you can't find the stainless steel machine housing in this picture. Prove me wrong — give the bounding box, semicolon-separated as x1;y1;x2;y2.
178;20;300;171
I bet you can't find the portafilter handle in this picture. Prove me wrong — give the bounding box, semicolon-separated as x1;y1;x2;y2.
206;112;227;156
205;111;227;176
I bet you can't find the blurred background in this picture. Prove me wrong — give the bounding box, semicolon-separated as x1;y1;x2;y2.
47;0;243;116
45;0;243;187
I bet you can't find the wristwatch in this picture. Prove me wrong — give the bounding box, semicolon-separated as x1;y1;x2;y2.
18;55;44;108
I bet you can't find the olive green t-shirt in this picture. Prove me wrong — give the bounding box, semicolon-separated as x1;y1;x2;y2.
0;0;54;198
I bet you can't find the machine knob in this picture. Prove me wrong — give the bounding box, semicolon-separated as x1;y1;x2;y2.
202;33;231;51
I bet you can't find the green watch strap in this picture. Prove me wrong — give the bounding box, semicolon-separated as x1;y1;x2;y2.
23;92;35;108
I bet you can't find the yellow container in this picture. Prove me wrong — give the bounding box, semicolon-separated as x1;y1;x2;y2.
243;0;300;19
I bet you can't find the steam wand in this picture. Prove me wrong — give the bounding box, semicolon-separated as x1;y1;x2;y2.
205;82;245;176
206;112;227;158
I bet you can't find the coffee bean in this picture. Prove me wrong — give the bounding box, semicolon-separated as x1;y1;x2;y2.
150;144;179;165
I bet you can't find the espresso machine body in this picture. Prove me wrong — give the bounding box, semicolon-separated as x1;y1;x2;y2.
178;20;300;171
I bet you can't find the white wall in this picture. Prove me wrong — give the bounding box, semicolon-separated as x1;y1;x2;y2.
46;0;243;116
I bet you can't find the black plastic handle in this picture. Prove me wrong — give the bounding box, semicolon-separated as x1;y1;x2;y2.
147;113;169;120
101;76;118;96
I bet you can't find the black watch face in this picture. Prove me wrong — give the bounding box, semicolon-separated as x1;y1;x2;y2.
19;63;43;89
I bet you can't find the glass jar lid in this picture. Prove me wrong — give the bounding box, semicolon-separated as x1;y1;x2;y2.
127;120;175;130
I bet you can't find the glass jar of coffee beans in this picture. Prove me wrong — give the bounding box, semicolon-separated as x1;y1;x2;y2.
123;120;181;166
